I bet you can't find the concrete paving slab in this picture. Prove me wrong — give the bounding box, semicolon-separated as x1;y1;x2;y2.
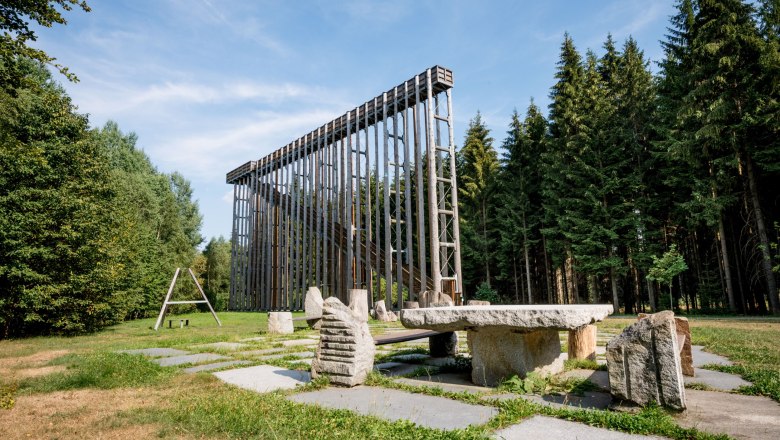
183;360;252;373
118;348;189;357
692;345;733;367
494;415;664;439
214;365;310;393
289;386;497;430
238;348;286;356
423;357;459;367
522;392;612;410
281;338;319;347
557;369;610;392
676;389;780;440
153;353;229;367
394;372;493;394
239;336;266;342
259;351;315;361
194;342;249;351
289;359;313;366
684;368;751;391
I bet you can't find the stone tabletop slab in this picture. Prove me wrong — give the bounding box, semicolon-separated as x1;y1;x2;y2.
400;304;614;332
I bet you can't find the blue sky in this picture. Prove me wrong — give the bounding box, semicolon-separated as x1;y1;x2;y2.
34;0;676;245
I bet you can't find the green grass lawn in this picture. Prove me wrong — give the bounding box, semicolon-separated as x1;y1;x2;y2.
1;313;778;439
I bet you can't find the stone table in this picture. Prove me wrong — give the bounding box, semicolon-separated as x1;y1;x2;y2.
400;304;613;386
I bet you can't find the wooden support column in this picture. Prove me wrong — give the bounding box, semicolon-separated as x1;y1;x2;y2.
568;324;597;361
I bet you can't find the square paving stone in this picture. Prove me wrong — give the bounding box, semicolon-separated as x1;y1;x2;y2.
684;367;751;391
676;389;780;440
240;336;266;342
281;338;319;347
238;348;286;356
194;342;249;351
183;360;252;373
487;391;612;410
494;415;664;439
214;365;311;393
374;362;435;377
259;351;315;361
395;373;492;394
118;348;190;357
289;386;497;430
153;353;229;367
692;346;733;367
557;369;610;392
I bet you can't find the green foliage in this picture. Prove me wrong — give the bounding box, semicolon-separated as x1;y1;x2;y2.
201;236;231;311
474;282;498;303
0;0;90;84
0;382;17;409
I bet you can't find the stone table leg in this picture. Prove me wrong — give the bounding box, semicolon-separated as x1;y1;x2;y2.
468;328;565;387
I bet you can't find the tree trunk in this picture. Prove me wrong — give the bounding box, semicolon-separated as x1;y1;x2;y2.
542;234;553;303
522;213;533;304
717;215;737;312
513;252;520;304
745;156;779;314
609;247;619;311
646;276;656;313
568;325;597;361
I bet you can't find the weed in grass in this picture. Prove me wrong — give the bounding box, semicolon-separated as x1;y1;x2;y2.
437;355;472;374
685;382;714;391
564;358;607;371
500;373;599;396
0;383;17;409
706;364;780;401
19;352;176;393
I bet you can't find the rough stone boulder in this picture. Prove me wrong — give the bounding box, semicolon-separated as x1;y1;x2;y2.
418;290;454;308
268;312;294;334
305;287;324;329
373;300;398;322
348;289;369;322
466;300;491;306
606;310;686;410
311;297;375;387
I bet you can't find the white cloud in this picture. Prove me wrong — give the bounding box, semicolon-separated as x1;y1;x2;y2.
222;189;234;205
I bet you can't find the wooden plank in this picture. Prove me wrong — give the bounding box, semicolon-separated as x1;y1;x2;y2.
373;329;440;345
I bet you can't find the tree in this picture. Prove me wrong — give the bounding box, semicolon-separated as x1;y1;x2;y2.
0;0;90;85
202;236;231;311
647;244;688;311
458;112;500;291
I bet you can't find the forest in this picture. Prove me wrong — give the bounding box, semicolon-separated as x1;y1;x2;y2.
457;0;780;315
0;1;231;338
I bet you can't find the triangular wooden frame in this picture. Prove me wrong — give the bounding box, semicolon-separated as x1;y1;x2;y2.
154;268;222;331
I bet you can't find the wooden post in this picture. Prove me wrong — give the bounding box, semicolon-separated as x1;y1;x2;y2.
568;324;597;361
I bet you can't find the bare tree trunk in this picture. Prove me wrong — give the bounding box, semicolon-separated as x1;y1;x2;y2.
717;215;737;311
513;252;520;304
522;213;533;304
745;156;779;314
609;247;619;311
543;234;553;303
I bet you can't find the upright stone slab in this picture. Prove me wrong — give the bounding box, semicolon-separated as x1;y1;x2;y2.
639;314;694;377
305;286;324;329
311;297;375;387
607;311;686;410
373;300;398;322
268;312;294;334
418;290;453;308
568;324;597;361
348;289;369;322
403;301;419;309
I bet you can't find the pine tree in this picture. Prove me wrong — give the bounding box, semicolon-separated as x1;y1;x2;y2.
458;112;500;292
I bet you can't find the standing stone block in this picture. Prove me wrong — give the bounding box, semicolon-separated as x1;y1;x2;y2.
429;331;458;357
418;290;454;308
268;312;294;334
466;300;491;306
312;297;375;387
607;311;686;410
348;289;369;322
305;287;324;329
468;328;564;387
568;324;597;361
403;301;420;309
675;317;694;377
373;300;398;322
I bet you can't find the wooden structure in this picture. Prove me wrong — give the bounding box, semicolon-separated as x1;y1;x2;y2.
226;66;462;312
153;268;221;331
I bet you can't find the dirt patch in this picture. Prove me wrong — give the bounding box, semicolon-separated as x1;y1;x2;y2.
0;387;165;439
0;349;71;382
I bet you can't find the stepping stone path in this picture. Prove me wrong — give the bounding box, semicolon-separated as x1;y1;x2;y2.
494;415;665;439
118;348;189;357
154;353;229;367
116;324;770;439
289;386;498;430
194;342;249;351
183;360;252;373
214;365;311;393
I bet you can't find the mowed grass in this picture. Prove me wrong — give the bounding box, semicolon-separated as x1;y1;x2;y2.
1;312;778;439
